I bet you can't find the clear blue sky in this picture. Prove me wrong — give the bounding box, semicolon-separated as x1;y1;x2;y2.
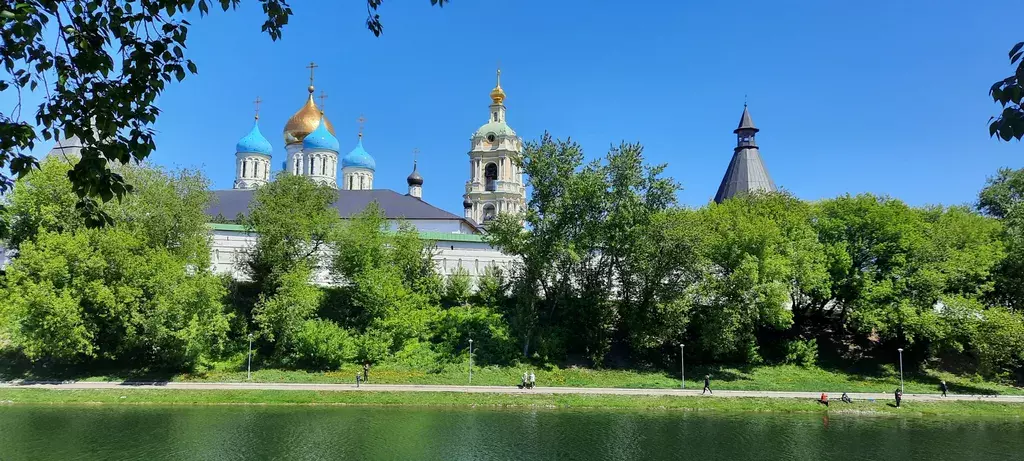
11;0;1024;213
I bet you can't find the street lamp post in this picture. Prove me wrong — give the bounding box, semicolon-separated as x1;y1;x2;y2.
247;333;254;381
897;348;904;394
468;339;474;384
680;344;685;389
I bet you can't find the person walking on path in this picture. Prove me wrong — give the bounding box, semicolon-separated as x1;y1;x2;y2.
363;362;370;382
895;388;903;408
522;372;529;389
820;392;829;407
529;372;536;389
356;374;361;388
940;380;948;397
841;393;852;404
702;375;712;395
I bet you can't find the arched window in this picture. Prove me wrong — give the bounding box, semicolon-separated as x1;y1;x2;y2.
359;175;365;190
242;161;247;178
485;162;498;191
322;158;327;175
483;203;496;223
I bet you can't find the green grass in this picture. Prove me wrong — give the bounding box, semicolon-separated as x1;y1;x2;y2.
0;388;1021;418
5;350;1020;396
163;360;1021;396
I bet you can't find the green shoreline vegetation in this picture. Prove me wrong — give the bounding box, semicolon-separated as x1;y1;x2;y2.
3;145;1024;411
1;389;1022;419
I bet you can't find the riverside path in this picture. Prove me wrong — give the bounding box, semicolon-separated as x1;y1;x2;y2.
1;381;1021;403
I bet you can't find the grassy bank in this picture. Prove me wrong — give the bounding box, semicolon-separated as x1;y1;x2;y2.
0;388;1022;417
5;351;1021;396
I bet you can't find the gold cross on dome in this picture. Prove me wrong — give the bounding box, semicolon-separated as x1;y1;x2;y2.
306;61;318;87
253;96;262;120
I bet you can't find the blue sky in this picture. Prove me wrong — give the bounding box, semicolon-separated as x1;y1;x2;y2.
9;0;1024;214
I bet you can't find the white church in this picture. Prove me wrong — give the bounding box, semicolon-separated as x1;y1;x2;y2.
206;67;526;281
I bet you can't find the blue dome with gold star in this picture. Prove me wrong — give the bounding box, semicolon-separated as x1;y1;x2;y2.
342;137;376;170
302;117;340;152
236;120;273;155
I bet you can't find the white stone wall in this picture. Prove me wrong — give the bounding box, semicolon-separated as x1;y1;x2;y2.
341;167;374;191
209;228;516;285
234;152;272;189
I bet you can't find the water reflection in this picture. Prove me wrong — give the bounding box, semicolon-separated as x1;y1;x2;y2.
0;405;1021;460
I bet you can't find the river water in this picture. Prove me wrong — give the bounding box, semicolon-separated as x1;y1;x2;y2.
0;405;1020;460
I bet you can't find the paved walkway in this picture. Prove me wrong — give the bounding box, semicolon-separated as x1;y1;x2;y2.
1;381;1021;403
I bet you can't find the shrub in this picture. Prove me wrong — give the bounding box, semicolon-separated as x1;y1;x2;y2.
288;319;355;370
783;338;819;367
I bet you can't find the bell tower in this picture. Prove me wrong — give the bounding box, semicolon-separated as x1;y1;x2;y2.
463;67;526;227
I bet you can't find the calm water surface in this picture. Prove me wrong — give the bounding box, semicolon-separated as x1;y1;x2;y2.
0;405;1021;460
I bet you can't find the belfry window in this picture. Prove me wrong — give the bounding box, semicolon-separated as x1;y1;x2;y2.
484;162;498;191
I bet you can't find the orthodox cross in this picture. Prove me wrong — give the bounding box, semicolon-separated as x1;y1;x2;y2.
318;91;328;111
412;147;420;164
253;96;262;120
306;61;318;88
357;114;366;138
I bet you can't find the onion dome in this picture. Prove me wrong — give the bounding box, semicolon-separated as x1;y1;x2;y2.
407;161;423;186
490;68;506;105
342;136;376;170
283;91;335;144
302;117;340;152
236;119;273;155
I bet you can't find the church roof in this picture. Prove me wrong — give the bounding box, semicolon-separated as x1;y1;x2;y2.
236;120;273;155
474;121;516;139
342;138;376;170
713;148;776;203
207;188;477;230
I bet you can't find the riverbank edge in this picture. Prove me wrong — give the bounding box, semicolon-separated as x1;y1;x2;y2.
1;389;1022;418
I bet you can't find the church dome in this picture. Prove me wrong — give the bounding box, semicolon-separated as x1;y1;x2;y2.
284;92;335;144
342;138;376;170
303;118;340;152
407;162;423;186
473;121;517;139
236;119;273;155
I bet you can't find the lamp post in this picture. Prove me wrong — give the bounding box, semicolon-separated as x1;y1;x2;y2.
468;339;474;384
680;344;685;389
247;333;254;381
897;348;904;394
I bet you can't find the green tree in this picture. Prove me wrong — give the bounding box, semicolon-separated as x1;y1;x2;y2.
1;227;229;369
978;168;1024;311
989;41;1024;141
243;173;339;294
692;192;827;362
0;0;447;229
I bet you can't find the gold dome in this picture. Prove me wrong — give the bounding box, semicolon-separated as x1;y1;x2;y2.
490;68;506;105
283;92;335;144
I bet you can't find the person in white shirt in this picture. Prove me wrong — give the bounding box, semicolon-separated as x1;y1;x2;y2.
529;372;536;389
522;372;528;389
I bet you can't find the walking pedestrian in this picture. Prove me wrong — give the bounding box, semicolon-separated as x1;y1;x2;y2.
894;388;902;408
529;371;536;389
702;375;712;395
356;373;361;388
820;392;829;407
841;392;852;404
940;380;948;397
363;362;370;382
522;372;528;389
